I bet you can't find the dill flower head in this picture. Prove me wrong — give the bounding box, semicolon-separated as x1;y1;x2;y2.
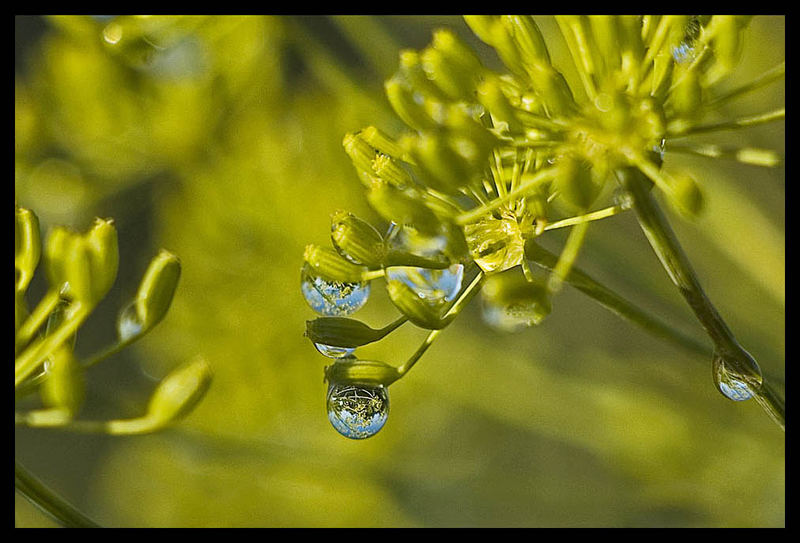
302;16;785;436
337;17;782;283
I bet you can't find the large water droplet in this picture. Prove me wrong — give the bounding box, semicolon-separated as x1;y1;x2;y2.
314;343;356;359
301;264;370;317
712;352;762;402
385;225;464;303
386;264;463;303
326;383;389;439
117;302;144;342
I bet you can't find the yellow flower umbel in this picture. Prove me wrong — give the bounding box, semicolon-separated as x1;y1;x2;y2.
303;16;785;435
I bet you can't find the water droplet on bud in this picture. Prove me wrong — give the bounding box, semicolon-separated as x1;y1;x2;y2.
712;351;762;402
301;264;370;316
117;302;144;342
326;383;389;439
385;225;464;303
314;343;356;359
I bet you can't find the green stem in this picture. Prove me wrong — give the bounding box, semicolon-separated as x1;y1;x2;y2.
14;460;100;528
396;271;485;377
15;303;90;388
14;289;61;355
524;240;709;358
618;167;784;430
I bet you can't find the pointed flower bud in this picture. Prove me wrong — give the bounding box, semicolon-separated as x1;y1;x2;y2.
670;174;704;218
15;206;41;293
343;132;379;185
366;181;442;236
305;317;400;348
324;358;401;387
40;346;85;416
144;357;212;429
330;210;386;268
554;156;604;210
385;76;437;131
304;244;368;283
385;279;452;330
132;249;181;332
84;217;119;302
359;125;405;159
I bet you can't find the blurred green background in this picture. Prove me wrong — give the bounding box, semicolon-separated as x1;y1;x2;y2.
15;15;784;527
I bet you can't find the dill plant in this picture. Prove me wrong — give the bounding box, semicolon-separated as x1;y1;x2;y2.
14;205;211;526
300;15;785;438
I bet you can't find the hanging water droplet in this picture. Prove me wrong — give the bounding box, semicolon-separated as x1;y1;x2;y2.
300;264;370;317
712;351;762;402
117;301;144;342
314;343;356;359
326;383;389;439
385;225;464;303
386;264;463;303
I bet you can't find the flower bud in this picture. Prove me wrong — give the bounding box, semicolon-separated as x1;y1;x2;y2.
145;357;212;428
398;49;450;103
501;16;551;67
15;206;41;292
324;358;400;387
306;317;392;348
422;30;483;101
40;346;85;416
385;279;452;330
404;131;471;195
359;125;405;159
671;68;702;119
385;76;437;131
371;153;414;189
343;132;378;185
45;226;74;294
134;249;181;331
477;76;522;133
366;181;442;236
84;217;119;302
670;174;704;218
554;156;603;210
330;210;386;268
304;244;368;283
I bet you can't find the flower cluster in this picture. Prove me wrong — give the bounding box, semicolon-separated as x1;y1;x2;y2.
301;16;785;438
14;205;211;434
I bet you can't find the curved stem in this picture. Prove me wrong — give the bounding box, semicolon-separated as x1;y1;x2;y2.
396;271;485;377
618;167;784;430
14;460;100;528
525;240;709;358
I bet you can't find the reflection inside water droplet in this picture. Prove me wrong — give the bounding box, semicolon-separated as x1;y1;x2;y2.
712;352;762;402
117;302;144;342
672;43;696;63
327;383;389;439
300;264;370;316
385;225;464;303
314;343;356;359
386;264;464;303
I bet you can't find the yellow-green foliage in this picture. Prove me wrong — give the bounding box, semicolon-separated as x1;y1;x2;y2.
15;15;783;527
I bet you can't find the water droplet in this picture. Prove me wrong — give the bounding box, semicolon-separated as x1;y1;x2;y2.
712;352;762;402
300;264;370;316
386;264;463;303
385;225;464;302
672;43;696;64
117;302;144;342
481;299;548;332
326;383;389;439
314;343;356;359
